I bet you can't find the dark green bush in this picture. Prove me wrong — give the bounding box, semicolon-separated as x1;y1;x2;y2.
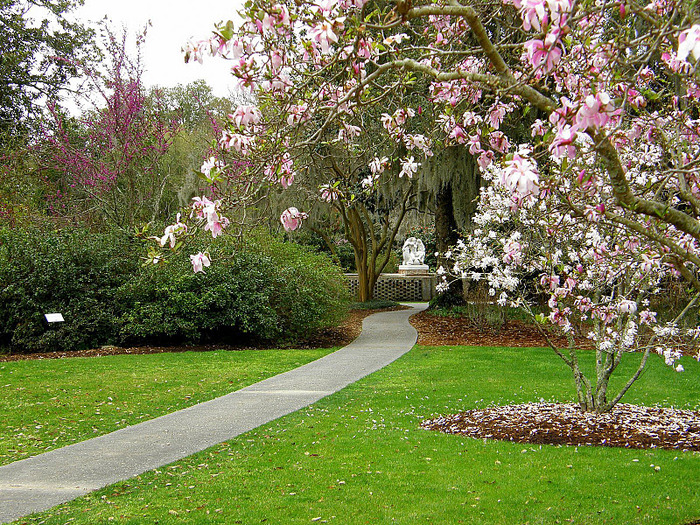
0;227;139;353
246;233;349;337
0;227;349;353
118;232;348;345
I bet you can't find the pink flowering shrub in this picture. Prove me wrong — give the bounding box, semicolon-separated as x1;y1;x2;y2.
41;28;180;230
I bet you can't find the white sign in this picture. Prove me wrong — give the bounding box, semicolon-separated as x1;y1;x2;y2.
44;313;65;323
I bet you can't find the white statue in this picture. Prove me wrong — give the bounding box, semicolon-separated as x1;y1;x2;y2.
402;237;426;266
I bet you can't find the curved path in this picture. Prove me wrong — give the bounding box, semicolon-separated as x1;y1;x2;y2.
0;303;427;523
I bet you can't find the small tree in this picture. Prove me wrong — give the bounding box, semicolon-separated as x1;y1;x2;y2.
39;27;181;230
445;173;691;413
308;159;416;301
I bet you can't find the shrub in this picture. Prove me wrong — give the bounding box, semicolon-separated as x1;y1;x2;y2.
117;230;349;345
0;228;349;353
0;227;139;353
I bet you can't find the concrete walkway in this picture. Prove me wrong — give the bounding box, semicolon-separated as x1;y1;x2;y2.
0;303;427;523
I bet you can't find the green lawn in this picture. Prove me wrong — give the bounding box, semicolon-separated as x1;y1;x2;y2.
11;345;700;524
0;348;335;466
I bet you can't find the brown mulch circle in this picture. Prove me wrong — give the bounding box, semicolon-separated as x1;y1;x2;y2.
412;310;700;453
421;403;700;451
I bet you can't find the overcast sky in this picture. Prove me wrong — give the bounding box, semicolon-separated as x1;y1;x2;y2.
71;0;242;97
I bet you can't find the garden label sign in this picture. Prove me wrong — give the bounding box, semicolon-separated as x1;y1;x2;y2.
44;313;64;323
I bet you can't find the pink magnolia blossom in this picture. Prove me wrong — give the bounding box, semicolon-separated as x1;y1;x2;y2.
488;103;508;129
540;274;560;290
281;207;309;231
546;0;572;17
662;51;692;74
280;173;295;188
229;105;262;129
231;57;257;91
220;131;255;154
159;213;187;248
549;125;577;158
449;124;468;144
468;134;483;155
404;134;432;155
338;123;362;142
520;0;548;32
618;299;637;314
394;108;415;125
356;38;373;59
204;215;230;239
310;20;339;54
574;92;615;131
320;184;338;202
478;150;495;169
523;34;562;75
270;50;284;70
261;4;292;35
183;40;205;64
361;172;380;188
531;119;547;137
500;152;540;198
200;157;222;179
263;73;293;93
369;156;389;175
191;196;215;219
503;240;524;265
489;131;511;153
462;111;483;126
190;252;211;273
287;103;310;126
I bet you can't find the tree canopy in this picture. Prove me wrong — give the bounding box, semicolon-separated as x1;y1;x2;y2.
0;0;95;144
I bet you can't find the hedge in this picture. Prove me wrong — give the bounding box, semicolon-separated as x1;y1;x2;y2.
0;228;348;353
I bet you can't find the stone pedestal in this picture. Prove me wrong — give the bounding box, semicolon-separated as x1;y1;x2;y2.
398;264;430;276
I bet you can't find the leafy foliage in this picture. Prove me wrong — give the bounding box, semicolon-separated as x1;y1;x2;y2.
0;228;348;353
0;0;95;144
0;227;138;352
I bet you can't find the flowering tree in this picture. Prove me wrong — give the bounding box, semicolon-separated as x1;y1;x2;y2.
172;0;700;266
309;158;417;301
159;0;700;402
39;28;181;230
443;173;693;413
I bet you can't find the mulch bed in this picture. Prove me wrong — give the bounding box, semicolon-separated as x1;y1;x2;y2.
409;309;589;348
412;310;700;455
421;403;700;451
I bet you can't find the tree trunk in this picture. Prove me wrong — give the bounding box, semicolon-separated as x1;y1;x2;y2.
424;146;481;308
434;181;465;306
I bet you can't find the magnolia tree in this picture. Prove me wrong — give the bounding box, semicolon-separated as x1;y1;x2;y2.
444;171;694;413
164;0;700;272
157;0;700;400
